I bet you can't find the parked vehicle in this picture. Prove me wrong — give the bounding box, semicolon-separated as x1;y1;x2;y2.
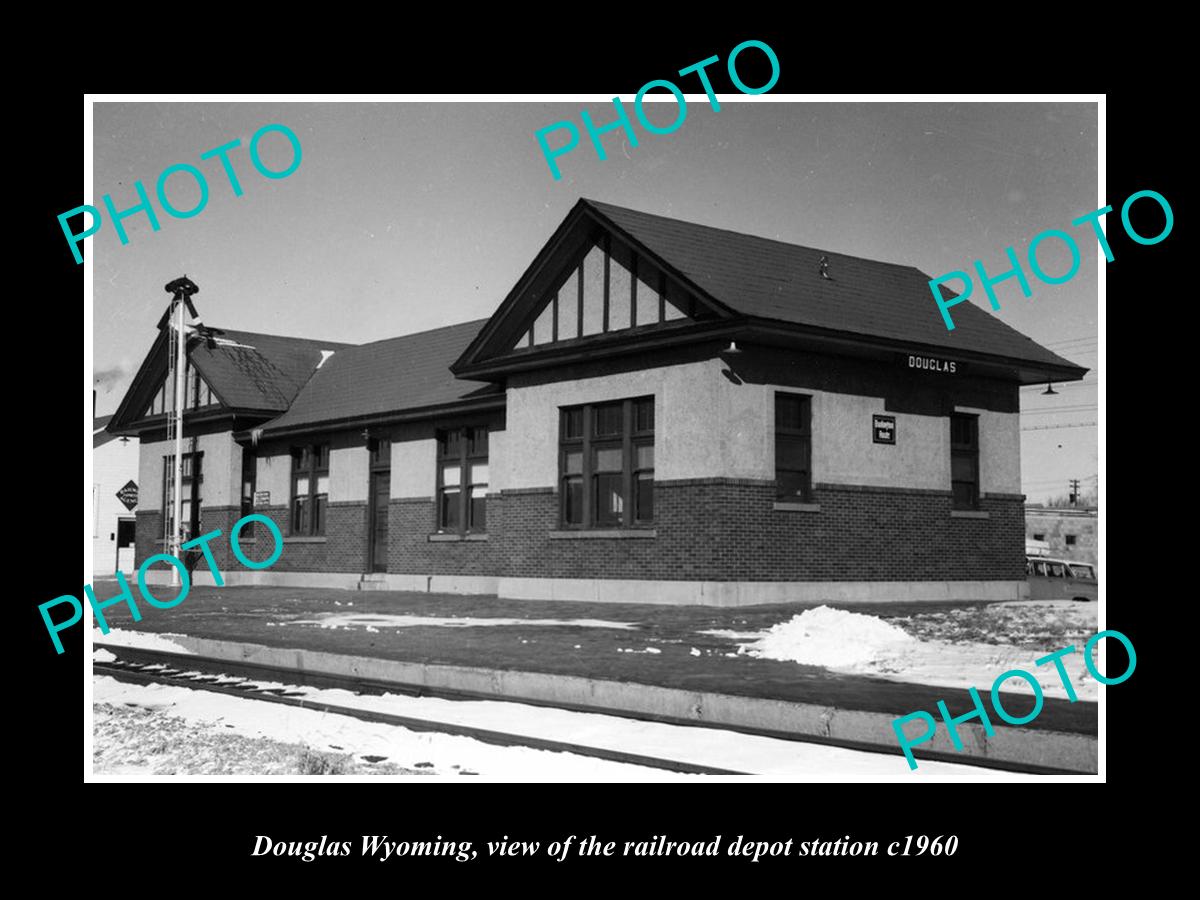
1025;556;1098;602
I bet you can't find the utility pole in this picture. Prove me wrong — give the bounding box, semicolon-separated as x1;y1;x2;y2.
163;277;200;587
1069;478;1080;507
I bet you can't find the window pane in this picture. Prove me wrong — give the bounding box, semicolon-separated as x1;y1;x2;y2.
594;447;622;472
295;475;310;496
595;473;625;524
440;488;461;529
635;398;654;433
952;482;975;507
777;470;809;501
776;394;808;431
951;416;975;446
442;464;462;487
951;455;976;481
594;403;623;437
776;435;809;468
469;427;488;456
564;450;582;475
314;495;326;534
564;477;583;525
316;444;329;469
469;488;486;531
581;243;605;336
635;444;654;470
636;472;654;521
294;497;309;533
562;408;583;439
441;430;461;459
469;463;489;486
316;475;329;496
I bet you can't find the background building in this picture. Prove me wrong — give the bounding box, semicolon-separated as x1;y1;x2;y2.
1025;505;1098;566
93;413;139;576
109;200;1088;605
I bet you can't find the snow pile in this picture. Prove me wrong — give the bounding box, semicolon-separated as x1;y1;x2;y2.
741;606;916;667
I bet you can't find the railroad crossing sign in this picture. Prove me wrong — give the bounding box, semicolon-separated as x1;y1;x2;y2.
116;480;139;511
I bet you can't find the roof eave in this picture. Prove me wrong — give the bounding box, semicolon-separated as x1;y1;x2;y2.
249;394;507;442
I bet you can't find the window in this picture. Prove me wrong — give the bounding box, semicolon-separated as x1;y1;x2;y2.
162;451;203;542
437;427;488;533
290;444;329;535
240;448;257;539
1065;534;1077;546
950;413;979;510
1033;533;1046;541
775;393;812;502
559;397;654;528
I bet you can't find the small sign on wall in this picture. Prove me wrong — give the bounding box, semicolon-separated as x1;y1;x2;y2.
873;415;896;445
253;491;271;506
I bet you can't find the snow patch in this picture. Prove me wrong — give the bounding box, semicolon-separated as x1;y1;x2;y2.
285;614;637;631
92;648;116;663
93;628;194;655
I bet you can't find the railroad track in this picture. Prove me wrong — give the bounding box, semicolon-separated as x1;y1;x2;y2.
93;643;749;776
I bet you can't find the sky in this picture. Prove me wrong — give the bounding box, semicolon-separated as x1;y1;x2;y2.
91;99;1099;504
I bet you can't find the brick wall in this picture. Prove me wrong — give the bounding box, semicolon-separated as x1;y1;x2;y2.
139;481;1022;584
488;479;1024;582
388;497;500;575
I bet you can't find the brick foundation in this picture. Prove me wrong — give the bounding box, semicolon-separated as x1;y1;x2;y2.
484;479;1024;583
138;481;1025;601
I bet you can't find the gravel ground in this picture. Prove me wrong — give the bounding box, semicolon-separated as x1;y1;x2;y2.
93;703;431;776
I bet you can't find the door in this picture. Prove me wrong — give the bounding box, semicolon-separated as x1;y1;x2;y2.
367;469;390;572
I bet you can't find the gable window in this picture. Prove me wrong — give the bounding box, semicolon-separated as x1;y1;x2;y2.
950;413;980;510
437;427;488;534
775;393;812;502
520;236;695;348
145;360;215;417
560;397;654;528
162;451;203;542
290;443;329;535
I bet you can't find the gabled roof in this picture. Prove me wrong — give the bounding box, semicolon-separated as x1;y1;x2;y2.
190;328;350;411
257;320;502;437
109;326;351;433
454;198;1088;381
93;414;119;449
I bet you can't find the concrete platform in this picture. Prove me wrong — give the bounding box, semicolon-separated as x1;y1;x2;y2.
88;584;1098;773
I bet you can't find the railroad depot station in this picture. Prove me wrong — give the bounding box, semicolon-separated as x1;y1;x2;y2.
107;199;1087;607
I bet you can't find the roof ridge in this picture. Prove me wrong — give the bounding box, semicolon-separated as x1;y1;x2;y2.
582;198;926;274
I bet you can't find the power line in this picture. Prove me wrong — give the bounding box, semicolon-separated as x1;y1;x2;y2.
1022;405;1098;415
1021;422;1097;431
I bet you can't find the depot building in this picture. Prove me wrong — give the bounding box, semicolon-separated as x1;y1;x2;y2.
108;199;1087;606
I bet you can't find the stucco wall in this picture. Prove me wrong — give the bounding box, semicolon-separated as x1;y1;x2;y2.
500;358;1022;495
139;431;240;511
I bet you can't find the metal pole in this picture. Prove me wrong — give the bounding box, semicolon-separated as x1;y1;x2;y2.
171;296;185;586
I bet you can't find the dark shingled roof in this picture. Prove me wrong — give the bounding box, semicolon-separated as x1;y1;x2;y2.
189;328;352;412
261;320;499;434
585;199;1084;372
